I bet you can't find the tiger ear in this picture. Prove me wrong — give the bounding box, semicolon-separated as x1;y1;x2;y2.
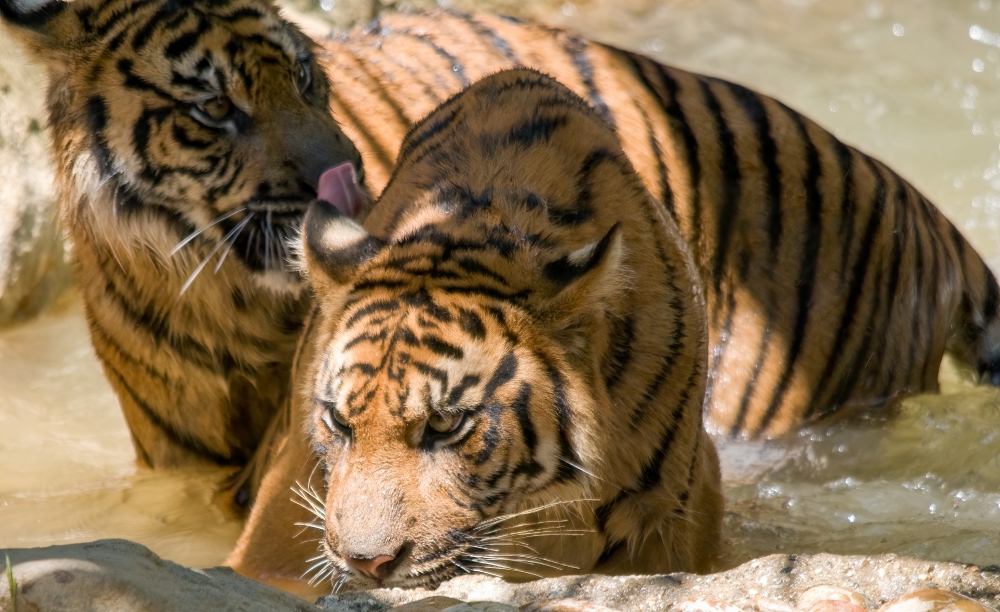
540;223;627;333
0;0;79;57
302;198;384;290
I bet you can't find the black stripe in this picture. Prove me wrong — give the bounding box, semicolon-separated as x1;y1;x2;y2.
726;82;782;256
446;374;481;405
564;36;615;128
398;105;463;162
808;158;888;416
85;96;113;177
602;313;635;389
701;78;742;295
453;12;520;63
344;298;400;329
458;308;487;340
482;352;517;400
395;27;470;87
422;334;464;359
539;356;581;482
652;63;701;255
834;140;857;272
164;24;206;59
103;362;234;465
635;368;699;492
756;111;823;433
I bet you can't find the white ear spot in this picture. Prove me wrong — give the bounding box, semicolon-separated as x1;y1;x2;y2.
319;216;370;252
567;240;601;266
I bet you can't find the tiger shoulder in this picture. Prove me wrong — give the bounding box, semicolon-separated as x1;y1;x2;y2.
285;67;724;586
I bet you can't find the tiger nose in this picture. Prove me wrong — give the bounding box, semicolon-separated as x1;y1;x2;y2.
344;554;397;579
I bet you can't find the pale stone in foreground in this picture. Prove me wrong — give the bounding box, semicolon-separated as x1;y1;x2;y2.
320;554;1000;612
0;539;319;612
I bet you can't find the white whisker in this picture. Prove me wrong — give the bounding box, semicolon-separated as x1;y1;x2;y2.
170;206;245;256
179;212;254;295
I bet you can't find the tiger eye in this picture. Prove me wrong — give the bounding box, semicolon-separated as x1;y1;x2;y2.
296;61;312;92
333;409;349;429
200;96;232;120
428;411;463;434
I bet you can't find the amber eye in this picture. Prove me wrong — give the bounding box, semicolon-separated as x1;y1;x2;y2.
319;405;351;436
428;411;464;434
200;96;232;120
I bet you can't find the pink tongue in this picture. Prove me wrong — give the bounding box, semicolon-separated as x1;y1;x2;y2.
317;162;364;218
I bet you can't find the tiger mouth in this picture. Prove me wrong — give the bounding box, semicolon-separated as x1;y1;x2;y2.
218;198;309;276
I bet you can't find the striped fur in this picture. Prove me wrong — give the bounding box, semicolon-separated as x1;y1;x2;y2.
4;0;1000;592
296;68;721;587
0;0;361;473
316;10;1000;438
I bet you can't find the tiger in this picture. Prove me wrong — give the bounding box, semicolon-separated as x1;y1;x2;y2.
3;0;1000;592
291;67;723;588
0;0;363;477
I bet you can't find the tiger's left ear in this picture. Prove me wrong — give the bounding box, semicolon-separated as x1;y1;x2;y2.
540;223;627;333
301;198;384;292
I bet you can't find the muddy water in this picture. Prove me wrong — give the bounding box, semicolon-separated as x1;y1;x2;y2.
3;0;1000;573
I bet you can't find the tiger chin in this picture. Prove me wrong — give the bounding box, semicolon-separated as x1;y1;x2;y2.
290;69;723;589
0;0;363;477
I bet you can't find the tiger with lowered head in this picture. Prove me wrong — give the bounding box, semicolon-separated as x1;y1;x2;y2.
294;67;722;587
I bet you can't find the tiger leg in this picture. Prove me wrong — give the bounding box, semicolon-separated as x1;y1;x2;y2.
948;235;1000;384
594;430;723;575
225;420;329;601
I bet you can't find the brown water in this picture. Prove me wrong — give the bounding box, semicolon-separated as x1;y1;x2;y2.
3;0;1000;574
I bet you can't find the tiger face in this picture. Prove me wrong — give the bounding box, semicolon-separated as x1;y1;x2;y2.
300;197;621;588
2;0;362;287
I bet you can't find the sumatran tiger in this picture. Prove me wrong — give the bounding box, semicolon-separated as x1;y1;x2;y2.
3;0;1000;592
287;67;722;588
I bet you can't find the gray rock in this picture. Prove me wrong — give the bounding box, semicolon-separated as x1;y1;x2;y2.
0;43;73;328
0;539;320;611
319;554;1000;612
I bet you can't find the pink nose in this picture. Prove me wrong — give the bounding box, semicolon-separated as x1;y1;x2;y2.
344;554;396;579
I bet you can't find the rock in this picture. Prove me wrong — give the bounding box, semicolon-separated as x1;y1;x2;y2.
669;599;747;612
805;602;867;612
319;554;1000;612
799;586;872;610
522;599;622;612
877;589;996;612
395;597;466;612
0;539;320;611
0;40;74;328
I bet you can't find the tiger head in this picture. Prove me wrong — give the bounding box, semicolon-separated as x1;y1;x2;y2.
298;191;626;588
0;0;361;289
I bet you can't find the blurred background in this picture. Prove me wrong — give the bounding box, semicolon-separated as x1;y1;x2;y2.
2;0;1000;571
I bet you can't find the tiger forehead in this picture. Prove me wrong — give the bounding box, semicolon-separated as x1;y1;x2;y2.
318;294;510;412
79;0;304;71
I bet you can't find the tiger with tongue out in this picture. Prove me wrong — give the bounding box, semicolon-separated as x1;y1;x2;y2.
0;0;365;478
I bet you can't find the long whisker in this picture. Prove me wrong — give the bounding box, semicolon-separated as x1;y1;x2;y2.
473;498;597;531
213;217;249;274
170;206;246;256
179;212;255;295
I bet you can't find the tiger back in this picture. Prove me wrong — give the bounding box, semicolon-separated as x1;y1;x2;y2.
320;10;1000;438
291;68;721;588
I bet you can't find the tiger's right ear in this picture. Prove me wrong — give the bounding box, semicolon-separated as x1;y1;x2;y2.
0;0;79;57
302;198;384;290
